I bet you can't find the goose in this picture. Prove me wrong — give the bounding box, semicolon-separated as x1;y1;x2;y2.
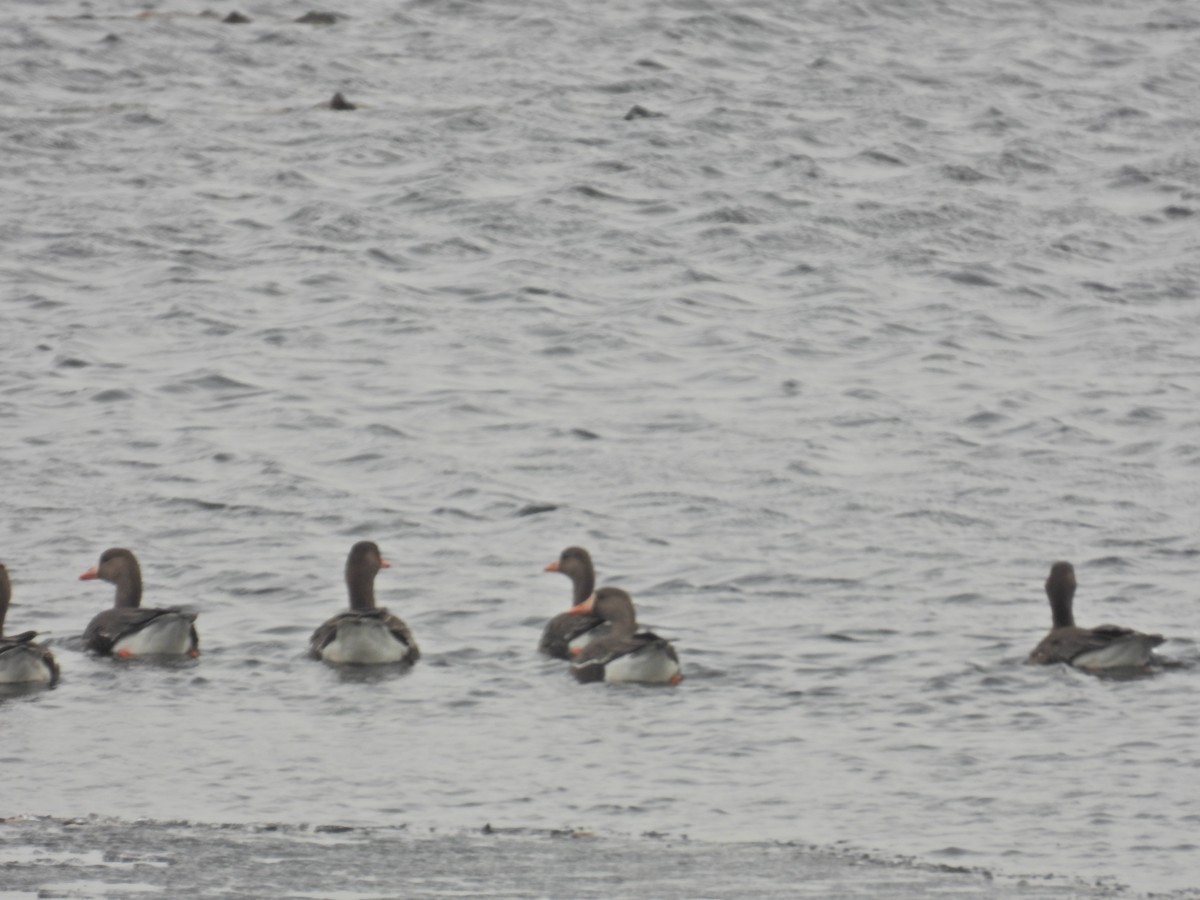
567;587;681;685
80;548;199;658
310;541;419;665
0;563;60;684
540;546;609;659
1027;561;1164;670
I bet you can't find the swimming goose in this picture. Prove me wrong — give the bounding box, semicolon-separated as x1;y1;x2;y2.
0;563;60;685
310;541;419;665
568;587;682;685
1027;561;1164;669
80;548;199;658
540;546;609;659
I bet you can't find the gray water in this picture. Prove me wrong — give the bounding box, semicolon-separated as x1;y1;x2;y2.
3;0;1199;896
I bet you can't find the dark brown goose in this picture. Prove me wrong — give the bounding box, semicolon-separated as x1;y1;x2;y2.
568;587;681;685
0;563;60;685
310;541;419;665
540;546;609;659
80;548;199;658
1027;561;1165;670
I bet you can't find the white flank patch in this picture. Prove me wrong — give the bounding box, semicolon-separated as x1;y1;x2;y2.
1073;636;1156;670
112;615;195;657
0;647;53;683
601;645;681;684
568;622;611;655
321;619;409;664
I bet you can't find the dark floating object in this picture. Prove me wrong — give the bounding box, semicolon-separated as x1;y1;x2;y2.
1026;561;1165;670
516;503;557;517
296;11;341;24
223;11;251;24
624;104;664;121
329;92;357;111
80;548;200;658
101;33;120;43
309;542;419;666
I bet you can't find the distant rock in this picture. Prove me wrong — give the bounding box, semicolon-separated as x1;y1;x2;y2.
516;503;557;517
624;105;664;121
329;92;356;111
296;11;341;25
223;11;251;24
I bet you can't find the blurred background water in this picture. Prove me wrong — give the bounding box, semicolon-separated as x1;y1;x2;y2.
2;0;1199;895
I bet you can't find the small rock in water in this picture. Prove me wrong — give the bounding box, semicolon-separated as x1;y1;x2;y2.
223;11;251;24
516;503;557;517
329;92;356;111
624;104;664;120
296;11;340;25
